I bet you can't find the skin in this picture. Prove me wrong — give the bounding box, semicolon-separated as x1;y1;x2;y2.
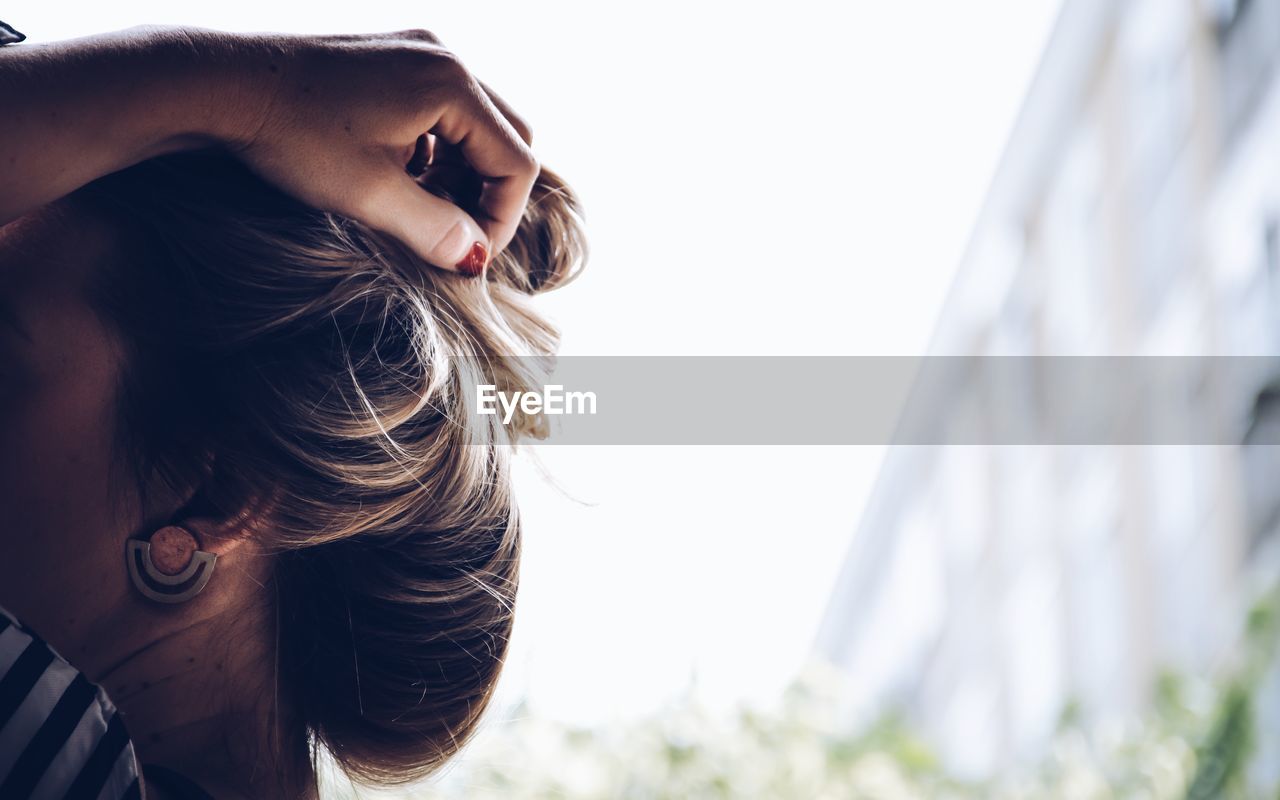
0;24;540;799
0;25;538;271
0;204;283;799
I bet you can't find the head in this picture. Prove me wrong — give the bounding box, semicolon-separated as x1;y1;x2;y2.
0;151;585;791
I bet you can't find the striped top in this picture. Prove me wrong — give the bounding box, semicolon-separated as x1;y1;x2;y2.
0;607;141;799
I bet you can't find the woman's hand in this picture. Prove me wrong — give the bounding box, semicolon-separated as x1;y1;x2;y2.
224;29;538;274
0;26;538;275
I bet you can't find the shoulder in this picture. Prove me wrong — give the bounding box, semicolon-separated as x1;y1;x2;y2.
0;605;143;799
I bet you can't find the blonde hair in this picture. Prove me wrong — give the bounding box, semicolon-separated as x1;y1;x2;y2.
74;151;586;791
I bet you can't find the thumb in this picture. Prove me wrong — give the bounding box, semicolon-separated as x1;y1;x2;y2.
358;173;490;275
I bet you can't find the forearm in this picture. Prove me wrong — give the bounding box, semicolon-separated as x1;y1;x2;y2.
0;26;267;223
2;25;538;271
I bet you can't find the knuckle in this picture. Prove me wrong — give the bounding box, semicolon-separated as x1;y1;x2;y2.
433;49;469;78
405;50;470;102
518;147;540;176
509;113;534;146
396;28;441;45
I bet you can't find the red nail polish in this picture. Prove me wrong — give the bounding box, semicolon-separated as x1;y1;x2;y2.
456;242;488;276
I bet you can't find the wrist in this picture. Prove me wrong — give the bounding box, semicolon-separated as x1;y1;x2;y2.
121;26;287;157
190;28;292;153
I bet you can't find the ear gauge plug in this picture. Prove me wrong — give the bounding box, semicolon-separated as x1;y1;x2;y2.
456;242;488;276
125;525;217;604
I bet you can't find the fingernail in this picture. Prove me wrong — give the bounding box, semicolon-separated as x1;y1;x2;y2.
456;242;488;276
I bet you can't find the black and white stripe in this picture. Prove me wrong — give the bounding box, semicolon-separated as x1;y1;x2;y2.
0;608;140;800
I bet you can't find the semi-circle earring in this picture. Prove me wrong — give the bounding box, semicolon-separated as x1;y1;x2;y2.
125;525;217;604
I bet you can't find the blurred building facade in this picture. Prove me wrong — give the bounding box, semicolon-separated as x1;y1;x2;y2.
814;0;1280;783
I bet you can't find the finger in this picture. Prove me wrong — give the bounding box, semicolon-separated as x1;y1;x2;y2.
476;79;533;145
391;28;443;46
360;172;489;275
431;87;538;256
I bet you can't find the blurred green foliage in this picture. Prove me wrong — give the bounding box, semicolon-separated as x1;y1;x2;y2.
328;586;1280;799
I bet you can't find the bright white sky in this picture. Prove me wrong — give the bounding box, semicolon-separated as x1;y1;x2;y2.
15;0;1061;725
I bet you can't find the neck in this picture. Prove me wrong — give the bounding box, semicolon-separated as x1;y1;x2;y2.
55;573;311;798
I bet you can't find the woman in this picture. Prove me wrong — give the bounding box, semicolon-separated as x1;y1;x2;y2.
0;22;585;799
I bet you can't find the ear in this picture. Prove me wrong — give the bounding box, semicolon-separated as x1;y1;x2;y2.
129;492;276;607
175;485;281;560
167;447;279;528
177;519;255;560
128;469;280;606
